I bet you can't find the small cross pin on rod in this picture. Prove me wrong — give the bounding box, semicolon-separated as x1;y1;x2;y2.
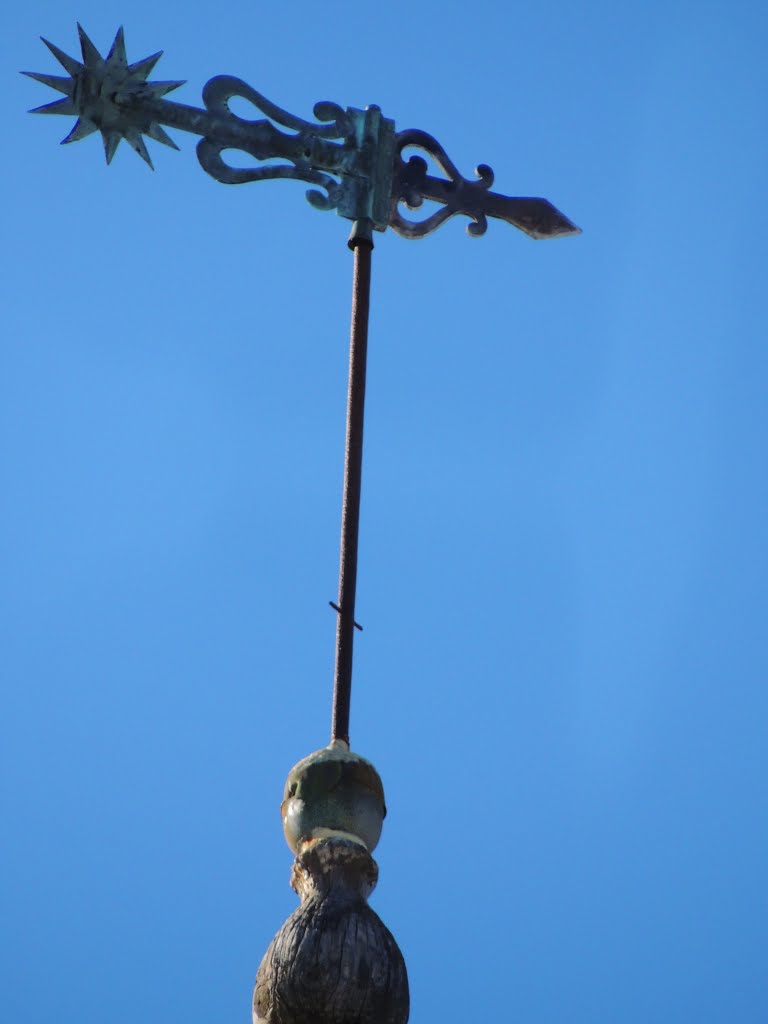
25;24;581;747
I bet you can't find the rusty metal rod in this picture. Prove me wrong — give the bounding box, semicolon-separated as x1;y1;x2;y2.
331;221;374;745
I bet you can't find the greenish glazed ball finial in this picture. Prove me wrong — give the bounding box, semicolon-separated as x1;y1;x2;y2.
281;740;386;853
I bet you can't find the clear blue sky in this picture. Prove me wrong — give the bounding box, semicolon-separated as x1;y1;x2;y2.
2;2;767;1022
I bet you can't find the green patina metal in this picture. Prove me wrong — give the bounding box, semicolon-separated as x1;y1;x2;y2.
24;24;580;239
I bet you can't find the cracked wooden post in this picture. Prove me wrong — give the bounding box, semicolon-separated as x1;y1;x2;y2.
254;741;409;1024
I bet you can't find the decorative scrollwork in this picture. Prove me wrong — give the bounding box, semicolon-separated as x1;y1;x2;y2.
390;129;494;238
390;128;581;240
196;76;349;211
201;75;349;140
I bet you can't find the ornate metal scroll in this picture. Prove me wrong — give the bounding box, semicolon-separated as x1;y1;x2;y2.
391;128;580;239
194;76;349;211
24;24;580;240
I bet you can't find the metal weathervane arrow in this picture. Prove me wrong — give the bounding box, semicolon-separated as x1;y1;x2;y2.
24;21;580;745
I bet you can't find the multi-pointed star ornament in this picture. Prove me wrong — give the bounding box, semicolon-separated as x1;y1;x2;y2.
23;24;184;169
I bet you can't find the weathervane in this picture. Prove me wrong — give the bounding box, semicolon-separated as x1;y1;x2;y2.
26;24;580;1024
25;24;579;240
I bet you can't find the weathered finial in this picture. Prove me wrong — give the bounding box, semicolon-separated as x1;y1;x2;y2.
254;743;409;1024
